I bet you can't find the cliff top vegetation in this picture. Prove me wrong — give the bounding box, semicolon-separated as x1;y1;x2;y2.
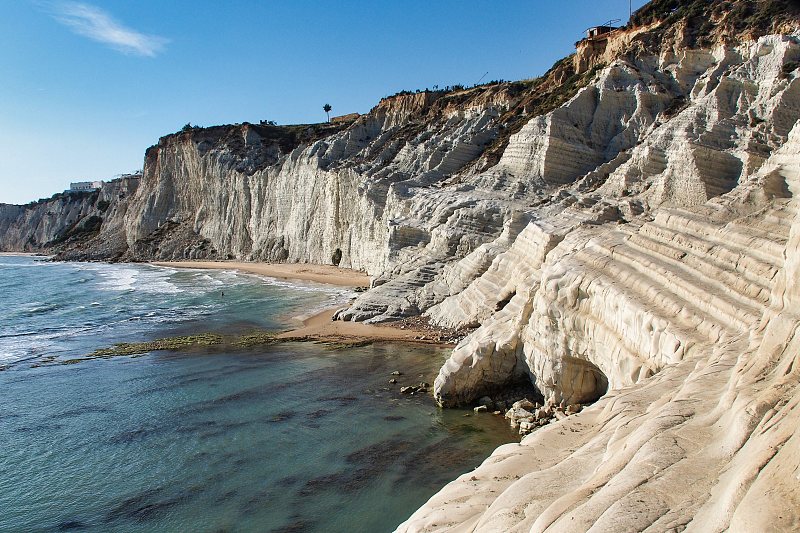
630;0;800;46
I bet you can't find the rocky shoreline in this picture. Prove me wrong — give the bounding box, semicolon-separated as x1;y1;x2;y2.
390;315;474;346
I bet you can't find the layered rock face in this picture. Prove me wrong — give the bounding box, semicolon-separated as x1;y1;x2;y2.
430;32;800;408
118;91;518;283
397;122;800;533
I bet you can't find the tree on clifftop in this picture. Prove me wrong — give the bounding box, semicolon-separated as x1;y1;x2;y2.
323;103;332;122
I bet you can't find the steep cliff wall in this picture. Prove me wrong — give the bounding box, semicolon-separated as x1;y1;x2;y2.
430;32;800;408
115;89;518;278
0;178;137;255
397;118;800;533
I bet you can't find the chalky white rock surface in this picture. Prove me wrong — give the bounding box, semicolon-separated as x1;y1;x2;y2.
397;116;800;533
431;33;800;406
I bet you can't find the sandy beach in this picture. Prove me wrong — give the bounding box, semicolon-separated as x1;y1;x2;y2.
150;260;370;288
151;260;450;346
276;307;451;346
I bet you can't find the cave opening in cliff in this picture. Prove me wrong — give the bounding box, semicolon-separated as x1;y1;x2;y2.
561;356;609;405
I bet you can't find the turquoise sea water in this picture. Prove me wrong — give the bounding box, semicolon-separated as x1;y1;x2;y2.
0;256;517;532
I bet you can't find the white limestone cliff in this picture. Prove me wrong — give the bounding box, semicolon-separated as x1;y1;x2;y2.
397;112;800;533
431;33;800;407
0;177;137;256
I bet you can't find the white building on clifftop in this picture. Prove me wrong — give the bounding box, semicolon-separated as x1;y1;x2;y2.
68;180;104;192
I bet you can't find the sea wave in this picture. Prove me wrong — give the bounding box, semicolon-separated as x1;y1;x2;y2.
1;258;349;365
0;325;92;363
81;264;184;294
0;261;58;269
21;302;64;316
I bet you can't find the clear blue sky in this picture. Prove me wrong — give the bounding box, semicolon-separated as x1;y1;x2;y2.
0;0;648;204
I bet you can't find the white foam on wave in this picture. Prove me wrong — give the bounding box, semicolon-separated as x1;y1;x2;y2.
0;351;24;363
82;264;183;294
286;290;357;322
0;260;58;269
146;266;247;296
152;267;179;275
0;325;94;363
194;273;225;287
153;265;352;297
93;266;138;291
255;277;357;323
21;302;63;315
122;304;216;326
137;274;183;294
239;274;358;321
247;274;354;297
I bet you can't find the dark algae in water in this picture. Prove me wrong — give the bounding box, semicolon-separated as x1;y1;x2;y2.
66;330;280;363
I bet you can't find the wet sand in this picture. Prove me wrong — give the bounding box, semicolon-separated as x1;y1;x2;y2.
150;260;370;288
277;308;452;346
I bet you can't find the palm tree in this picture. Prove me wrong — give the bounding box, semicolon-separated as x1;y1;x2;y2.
323;103;332;123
